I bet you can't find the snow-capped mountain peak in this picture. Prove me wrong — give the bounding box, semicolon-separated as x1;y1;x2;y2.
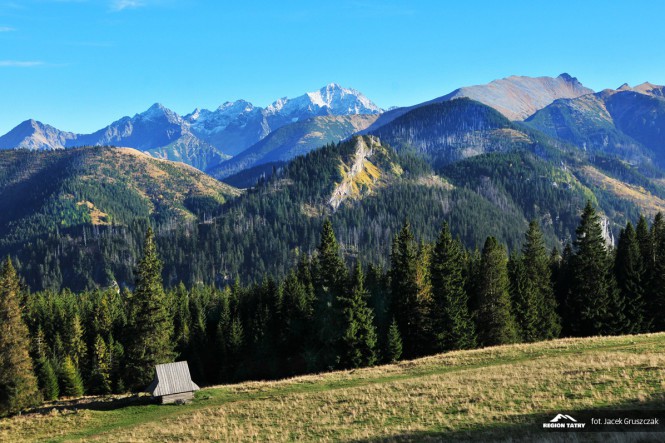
264;84;382;117
265;97;288;114
217;100;255;114
1;84;382;158
137;103;182;124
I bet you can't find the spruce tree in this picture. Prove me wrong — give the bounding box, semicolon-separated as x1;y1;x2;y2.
385;318;403;363
475;237;519;346
227;316;244;379
315;219;347;293
554;243;574;335
512;221;561;341
58;356;84;398
416;241;434;352
89;335;112;395
651;212;665;253
429;223;476;351
651;215;665;331
36;358;59;401
635;215;653;271
124;228;175;390
313;219;347;370
569;202;621;336
508;253;536;340
614;223;648;333
340;263;378;369
390;221;427;358
228;317;244;356
0;258;40;415
280;270;314;359
67;314;86;368
172;282;191;353
108;335;125;393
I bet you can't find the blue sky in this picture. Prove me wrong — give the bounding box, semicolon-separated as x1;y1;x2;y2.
1;0;664;134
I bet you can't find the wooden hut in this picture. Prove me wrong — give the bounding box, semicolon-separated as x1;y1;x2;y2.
146;361;200;404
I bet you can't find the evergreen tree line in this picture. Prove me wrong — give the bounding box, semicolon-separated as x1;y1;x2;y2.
1;202;664;415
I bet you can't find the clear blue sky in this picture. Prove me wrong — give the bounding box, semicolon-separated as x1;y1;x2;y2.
1;0;664;134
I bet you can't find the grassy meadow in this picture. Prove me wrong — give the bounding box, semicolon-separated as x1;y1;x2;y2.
1;333;664;442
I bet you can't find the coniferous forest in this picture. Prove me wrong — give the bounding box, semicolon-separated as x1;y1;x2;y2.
1;202;662;415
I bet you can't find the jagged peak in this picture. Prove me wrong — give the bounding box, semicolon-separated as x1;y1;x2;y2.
558;73;577;83
18;119;41;128
217;99;255;112
136;102;181;123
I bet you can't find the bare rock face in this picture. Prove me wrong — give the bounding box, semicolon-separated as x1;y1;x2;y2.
441;73;594;121
601;216;615;249
328;136;383;210
363;74;595;134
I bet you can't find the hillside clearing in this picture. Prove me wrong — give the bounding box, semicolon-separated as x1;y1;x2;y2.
1;333;664;442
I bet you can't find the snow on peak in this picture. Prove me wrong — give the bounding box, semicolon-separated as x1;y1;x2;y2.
265;84;382;117
217;100;255;114
188;108;203;120
266;97;288;114
138;103;182;124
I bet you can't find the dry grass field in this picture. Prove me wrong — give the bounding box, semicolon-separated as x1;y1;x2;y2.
1;333;664;442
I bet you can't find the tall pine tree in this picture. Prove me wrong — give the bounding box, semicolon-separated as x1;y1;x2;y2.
390;221;428;358
89;335;112;395
511;221;561;342
339;263;378;369
385;318;403;363
568;202;621;336
614;223;648;333
124;228;175;390
650;212;665;331
429;223;476;351
635;215;653;271
58;356;84;398
35;358;59;401
475;237;519;346
0;258;40;415
312;219;347;370
279;269;314;369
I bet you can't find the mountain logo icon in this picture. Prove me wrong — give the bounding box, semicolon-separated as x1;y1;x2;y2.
549;414;577;423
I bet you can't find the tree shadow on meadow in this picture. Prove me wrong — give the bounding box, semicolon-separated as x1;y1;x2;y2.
24;393;157;416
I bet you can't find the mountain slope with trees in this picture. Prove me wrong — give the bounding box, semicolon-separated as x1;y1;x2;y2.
525;88;665;168
209;114;379;179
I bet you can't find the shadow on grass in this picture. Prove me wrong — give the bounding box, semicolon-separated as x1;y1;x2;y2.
351;394;665;442
26;394;157;415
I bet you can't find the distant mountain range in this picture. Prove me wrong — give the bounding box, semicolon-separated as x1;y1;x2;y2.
2;73;664;189
0;84;382;171
0;74;600;175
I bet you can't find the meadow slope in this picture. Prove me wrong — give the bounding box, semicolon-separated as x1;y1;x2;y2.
1;333;664;442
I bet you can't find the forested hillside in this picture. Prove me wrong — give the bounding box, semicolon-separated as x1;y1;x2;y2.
525;89;665;168
2;201;663;415
0;147;239;290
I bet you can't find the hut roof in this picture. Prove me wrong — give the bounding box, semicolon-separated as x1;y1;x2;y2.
146;361;200;396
